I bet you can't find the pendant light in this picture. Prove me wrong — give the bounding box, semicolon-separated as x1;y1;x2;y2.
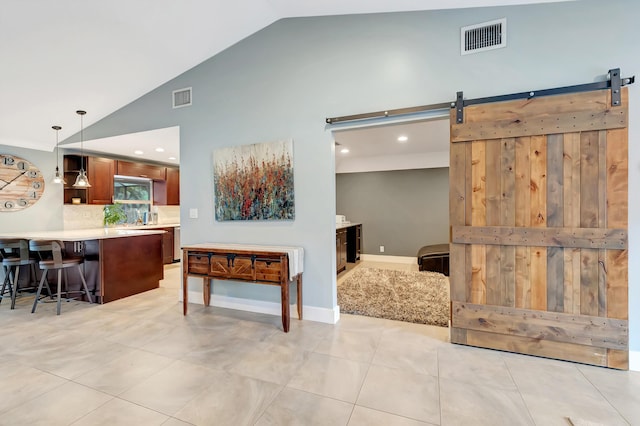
52;125;66;184
72;110;91;188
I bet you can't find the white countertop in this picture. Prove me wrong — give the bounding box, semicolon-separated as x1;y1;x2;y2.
336;222;361;230
114;223;180;230
0;228;166;241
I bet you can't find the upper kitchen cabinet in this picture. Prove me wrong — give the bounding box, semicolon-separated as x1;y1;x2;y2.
153;167;180;206
87;157;115;204
166;167;180;205
63;155;114;204
116;160;165;180
64;155;178;205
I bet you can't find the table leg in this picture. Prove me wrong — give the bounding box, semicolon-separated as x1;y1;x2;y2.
297;274;302;320
182;272;189;315
203;277;211;306
281;279;290;332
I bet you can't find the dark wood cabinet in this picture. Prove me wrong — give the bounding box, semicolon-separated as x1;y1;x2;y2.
160;227;174;264
346;224;361;263
336;228;347;274
116;160;165;180
337;224;362;275
166;167;180;205
153;167;180;206
87;157;115;204
64;155;178;205
63;155;114;204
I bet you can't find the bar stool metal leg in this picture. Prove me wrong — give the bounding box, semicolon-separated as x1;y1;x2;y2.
0;265;13;305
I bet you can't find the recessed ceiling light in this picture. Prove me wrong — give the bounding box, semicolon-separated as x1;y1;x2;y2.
340;148;350;154
155;147;165;152
397;135;408;143
134;150;144;155
168;156;176;160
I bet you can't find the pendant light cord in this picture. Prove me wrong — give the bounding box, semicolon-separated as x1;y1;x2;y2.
77;110;86;170
52;125;62;170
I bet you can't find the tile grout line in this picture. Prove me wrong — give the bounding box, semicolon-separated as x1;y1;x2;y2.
576;367;632;426
502;355;542;426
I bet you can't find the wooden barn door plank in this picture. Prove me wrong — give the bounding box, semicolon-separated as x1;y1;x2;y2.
514;136;531;309
563;133;581;315
606;126;629;320
485;139;502;306
547;134;564;313
449;139;467;303
530;135;547;311
471;140;487;304
605;125;629;369
501;138;516;307
580;131;600;317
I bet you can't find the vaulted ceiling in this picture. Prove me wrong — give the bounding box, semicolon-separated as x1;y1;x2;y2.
1;0;573;153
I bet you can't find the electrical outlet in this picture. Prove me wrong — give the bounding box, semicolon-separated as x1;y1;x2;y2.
189;208;198;219
379;245;385;253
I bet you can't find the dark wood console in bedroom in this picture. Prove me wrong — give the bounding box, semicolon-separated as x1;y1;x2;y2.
181;243;304;332
336;223;361;274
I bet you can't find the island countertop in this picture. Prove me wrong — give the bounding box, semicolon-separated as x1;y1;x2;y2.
0;228;166;242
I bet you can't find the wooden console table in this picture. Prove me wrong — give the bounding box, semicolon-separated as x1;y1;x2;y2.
182;243;304;332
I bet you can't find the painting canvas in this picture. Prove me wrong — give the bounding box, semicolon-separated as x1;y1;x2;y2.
213;139;294;221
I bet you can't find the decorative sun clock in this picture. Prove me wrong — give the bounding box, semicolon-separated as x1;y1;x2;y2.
0;154;45;212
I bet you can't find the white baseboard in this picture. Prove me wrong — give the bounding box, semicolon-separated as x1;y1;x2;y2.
183;290;338;324
630;350;640;371
361;254;416;264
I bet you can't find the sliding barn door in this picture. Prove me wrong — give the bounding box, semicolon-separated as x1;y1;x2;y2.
449;87;629;369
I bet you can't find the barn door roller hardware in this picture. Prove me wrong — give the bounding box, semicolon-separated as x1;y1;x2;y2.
325;68;634;126
454;67;634;124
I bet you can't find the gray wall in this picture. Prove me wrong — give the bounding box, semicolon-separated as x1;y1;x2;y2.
72;0;640;356
336;169;449;257
0;145;63;233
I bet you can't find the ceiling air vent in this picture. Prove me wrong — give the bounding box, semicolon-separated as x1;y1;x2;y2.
172;87;192;108
461;18;506;55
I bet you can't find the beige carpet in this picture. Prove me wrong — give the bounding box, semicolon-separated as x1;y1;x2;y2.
338;267;450;327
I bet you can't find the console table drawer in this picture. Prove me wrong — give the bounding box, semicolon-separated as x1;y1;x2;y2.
187;254;210;274
210;254;255;280
255;259;282;283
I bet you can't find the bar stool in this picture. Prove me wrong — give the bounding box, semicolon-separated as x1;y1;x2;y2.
30;240;93;315
0;239;40;309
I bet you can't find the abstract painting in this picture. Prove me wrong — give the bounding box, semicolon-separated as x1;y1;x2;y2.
213;139;294;221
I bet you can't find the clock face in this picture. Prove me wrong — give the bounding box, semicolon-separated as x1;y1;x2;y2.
0;154;45;212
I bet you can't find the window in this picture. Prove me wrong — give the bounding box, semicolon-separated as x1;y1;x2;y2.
113;176;152;223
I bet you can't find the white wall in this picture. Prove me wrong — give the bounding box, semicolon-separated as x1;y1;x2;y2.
0;145;63;232
76;0;640;366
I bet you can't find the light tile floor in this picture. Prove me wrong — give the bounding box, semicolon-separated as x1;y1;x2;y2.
0;262;638;425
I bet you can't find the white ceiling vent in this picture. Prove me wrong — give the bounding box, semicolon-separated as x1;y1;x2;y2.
461;18;506;55
172;87;192;108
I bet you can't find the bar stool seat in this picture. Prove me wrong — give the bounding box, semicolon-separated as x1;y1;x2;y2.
30;240;93;315
0;239;40;309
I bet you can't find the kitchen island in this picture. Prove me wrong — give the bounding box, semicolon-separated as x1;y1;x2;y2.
0;228;165;303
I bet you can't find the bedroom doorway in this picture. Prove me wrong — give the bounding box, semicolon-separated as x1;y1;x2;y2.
332;115;452;327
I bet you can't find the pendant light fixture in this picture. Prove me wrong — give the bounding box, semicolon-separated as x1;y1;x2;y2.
52;125;66;184
72;110;91;188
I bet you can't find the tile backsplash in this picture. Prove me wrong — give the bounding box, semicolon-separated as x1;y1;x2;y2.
63;204;180;230
63;205;105;230
156;206;179;224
